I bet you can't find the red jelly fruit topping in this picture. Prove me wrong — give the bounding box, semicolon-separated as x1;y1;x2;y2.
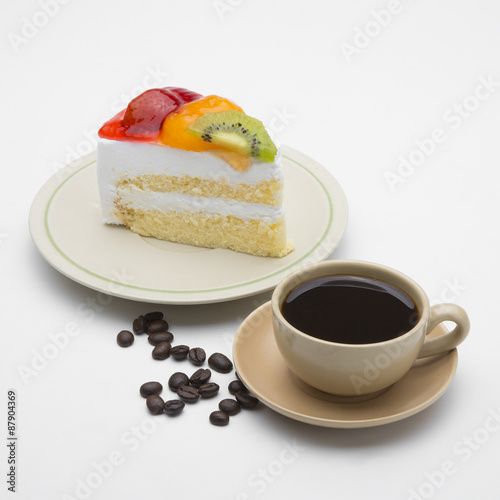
98;87;202;143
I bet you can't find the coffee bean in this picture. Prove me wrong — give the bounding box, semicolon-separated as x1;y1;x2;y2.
132;315;147;334
209;411;229;426
208;353;233;373
177;385;200;403
198;383;220;399
235;391;259;409
228;380;247;395
163;399;185;416
144;311;164;323
189;368;211;387
140;381;163;398
117;330;134;347
146;394;164;415
171;345;190;360
218;398;240;416
147;319;169;334
168;372;189;392
152;341;171;360
148;332;174;346
188;347;206;366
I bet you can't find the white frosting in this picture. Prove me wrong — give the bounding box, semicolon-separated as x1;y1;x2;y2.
119;189;284;223
96;138;284;224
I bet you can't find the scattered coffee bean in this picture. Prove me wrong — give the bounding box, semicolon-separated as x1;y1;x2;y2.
177;385;200;403
228;380;247;395
163;399;185;416
146;394;165;415
144;311;164;322
148;332;174;346
210;411;229;426
235;391;259;409
208;353;233;373
121;312;251;427
188;347;206;366
147;319;170;334
198;382;220;399
189;368;211;387
140;381;163;398
133;315;147;334
218;398;241;416
117;330;134;347
168;372;189;392
171;345;190;360
152;341;171;360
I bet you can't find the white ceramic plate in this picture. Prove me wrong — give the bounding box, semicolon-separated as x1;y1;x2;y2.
29;146;348;304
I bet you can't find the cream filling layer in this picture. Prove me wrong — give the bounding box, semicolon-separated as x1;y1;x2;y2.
97;138;283;185
97;138;284;224
118;190;285;223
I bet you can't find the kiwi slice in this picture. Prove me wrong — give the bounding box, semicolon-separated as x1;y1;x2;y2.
187;110;277;163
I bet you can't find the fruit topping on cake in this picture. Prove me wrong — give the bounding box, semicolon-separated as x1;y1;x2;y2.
159;95;243;152
96;86;293;257
121;89;179;137
187;110;278;163
98;87;202;143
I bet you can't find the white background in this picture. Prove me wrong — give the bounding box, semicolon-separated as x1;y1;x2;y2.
2;1;500;499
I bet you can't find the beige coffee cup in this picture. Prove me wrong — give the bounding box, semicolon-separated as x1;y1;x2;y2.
271;260;470;398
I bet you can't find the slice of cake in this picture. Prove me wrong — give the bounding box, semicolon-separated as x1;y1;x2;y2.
96;87;293;257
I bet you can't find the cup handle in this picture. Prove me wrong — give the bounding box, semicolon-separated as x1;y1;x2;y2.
418;303;470;358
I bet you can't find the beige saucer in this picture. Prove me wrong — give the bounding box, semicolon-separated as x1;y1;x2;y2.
233;302;458;428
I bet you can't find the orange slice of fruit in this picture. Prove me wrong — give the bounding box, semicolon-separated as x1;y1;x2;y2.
159;95;244;152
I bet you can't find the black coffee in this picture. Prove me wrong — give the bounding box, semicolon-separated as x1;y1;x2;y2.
281;275;418;344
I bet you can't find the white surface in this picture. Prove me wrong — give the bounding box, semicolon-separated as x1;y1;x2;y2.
2;1;499;499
